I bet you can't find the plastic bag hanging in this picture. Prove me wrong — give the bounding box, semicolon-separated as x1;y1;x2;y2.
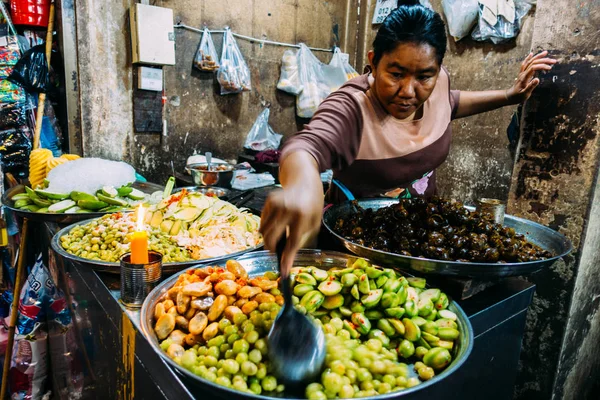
217;28;251;95
296;44;330;118
442;0;480;41
471;0;532;44
8;44;53;93
276;49;302;95
243;108;282;151
328;47;358;83
194;28;220;72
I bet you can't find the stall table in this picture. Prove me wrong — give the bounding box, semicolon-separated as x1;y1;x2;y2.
39;186;535;400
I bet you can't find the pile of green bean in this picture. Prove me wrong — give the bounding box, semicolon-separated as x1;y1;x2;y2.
156;258;461;399
59;213;192;263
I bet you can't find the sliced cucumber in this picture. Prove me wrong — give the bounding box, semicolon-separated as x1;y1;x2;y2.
10;193;30;202
117;186;133;196
99;206;125;213
127;188;146;200
35;190;70;200
25;186;39;200
48;199;77;213
102;186;118;198
97;193;128;206
70;191;98;202
65;206;81;214
77;200;109;211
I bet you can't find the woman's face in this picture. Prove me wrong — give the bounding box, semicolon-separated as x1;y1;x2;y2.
368;42;441;120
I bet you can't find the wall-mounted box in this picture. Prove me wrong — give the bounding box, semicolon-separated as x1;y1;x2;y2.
130;4;175;65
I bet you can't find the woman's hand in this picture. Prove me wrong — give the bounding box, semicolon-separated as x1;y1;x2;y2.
506;51;558;104
259;151;324;275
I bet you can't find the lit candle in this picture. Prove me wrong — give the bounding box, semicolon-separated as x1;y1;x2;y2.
130;205;149;264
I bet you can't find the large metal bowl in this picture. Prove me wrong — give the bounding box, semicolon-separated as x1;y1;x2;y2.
50;218;263;274
1;182;162;224
139;250;474;400
186;162;234;189
323;199;573;279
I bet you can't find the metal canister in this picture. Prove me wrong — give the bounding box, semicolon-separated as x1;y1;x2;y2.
476;198;506;224
120;251;163;308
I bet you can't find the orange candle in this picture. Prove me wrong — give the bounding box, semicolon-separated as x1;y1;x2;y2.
130;205;149;264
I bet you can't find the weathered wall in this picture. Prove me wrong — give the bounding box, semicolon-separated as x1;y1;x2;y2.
75;0;136;163
506;0;600;398
556;167;600;400
356;0;535;203
131;0;359;183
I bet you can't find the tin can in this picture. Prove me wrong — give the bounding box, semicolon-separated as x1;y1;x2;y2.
120;251;163;308
476;198;506;225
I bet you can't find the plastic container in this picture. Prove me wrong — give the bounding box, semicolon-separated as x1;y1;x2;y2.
10;0;51;27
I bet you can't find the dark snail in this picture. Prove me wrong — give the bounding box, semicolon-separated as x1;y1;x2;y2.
334;197;552;263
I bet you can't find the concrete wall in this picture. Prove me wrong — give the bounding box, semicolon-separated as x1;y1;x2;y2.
133;0;359;183
74;0;136;163
70;0;358;183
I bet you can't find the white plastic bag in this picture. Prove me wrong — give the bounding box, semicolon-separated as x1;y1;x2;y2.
194;28;220;71
217;28;252;94
442;0;480;41
327;47;358;87
232;171;276;191
244;108;283;151
471;0;532;44
296;44;331;118
277;50;302;95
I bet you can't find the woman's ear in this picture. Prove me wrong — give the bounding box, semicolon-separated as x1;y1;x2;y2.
367;50;376;77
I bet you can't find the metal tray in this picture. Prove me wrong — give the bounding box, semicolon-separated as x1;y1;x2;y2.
1;182;162;224
50;218;264;275
323;199;573;279
139;250;474;400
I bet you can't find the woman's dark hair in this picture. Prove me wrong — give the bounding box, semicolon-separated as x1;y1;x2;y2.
372;0;447;66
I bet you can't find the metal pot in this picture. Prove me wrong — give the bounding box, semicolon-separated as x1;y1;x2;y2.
172;186;230;198
185;162;234;189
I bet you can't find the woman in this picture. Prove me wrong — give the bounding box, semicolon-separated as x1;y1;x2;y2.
260;0;556;271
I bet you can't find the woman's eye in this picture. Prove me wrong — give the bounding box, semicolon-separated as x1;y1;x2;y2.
391;72;403;79
419;75;432;81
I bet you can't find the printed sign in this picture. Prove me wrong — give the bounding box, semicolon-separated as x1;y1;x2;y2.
372;0;398;25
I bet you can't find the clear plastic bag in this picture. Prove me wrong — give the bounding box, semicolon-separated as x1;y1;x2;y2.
442;0;480;41
471;0;532;44
328;47;358;83
194;28;220;72
217;28;251;95
243;108;283;151
296;44;331;118
276;49;302;95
